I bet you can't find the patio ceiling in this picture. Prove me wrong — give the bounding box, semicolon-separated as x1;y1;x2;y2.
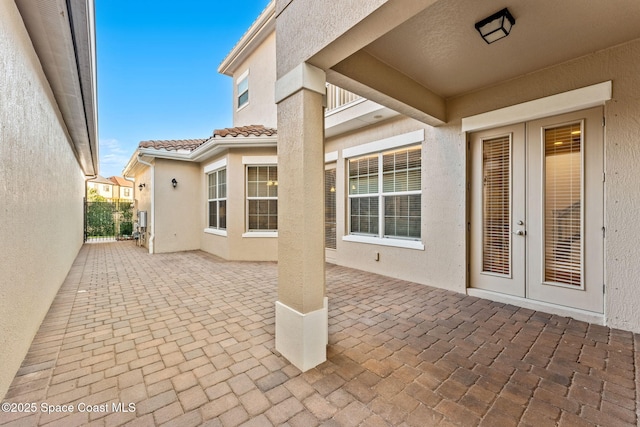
323;0;640;124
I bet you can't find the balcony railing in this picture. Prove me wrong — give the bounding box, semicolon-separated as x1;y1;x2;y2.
326;83;362;113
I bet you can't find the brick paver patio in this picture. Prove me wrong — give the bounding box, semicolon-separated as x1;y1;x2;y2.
1;242;638;426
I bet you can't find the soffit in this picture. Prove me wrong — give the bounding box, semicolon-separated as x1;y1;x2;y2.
362;0;640;99
14;0;98;176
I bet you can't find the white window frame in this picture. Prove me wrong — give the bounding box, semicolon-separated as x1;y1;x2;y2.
204;158;228;237
243;156;278;238
205;168;227;237
236;69;249;110
342;130;425;251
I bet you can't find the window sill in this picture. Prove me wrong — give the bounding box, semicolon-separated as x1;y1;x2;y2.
242;231;278;238
204;228;227;237
342;235;424;250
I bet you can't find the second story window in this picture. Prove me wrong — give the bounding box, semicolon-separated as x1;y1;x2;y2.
237;71;249;109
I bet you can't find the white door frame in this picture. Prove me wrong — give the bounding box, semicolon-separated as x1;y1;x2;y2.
463;82;611;324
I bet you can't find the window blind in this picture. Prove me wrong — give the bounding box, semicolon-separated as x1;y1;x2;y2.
482;135;511;275
325;169;337;249
544;123;582;286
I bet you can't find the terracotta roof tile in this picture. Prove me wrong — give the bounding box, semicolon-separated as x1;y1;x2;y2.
109;176;134;187
213;125;277;138
138;139;207;152
137;126;277;154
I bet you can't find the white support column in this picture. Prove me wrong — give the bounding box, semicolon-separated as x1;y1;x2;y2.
274;63;328;371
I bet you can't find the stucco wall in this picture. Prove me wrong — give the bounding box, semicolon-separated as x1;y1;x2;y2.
325;116;467;292
153;159;201;253
201;148;279;261
0;1;85;398
133;165;152;250
233;32;277;128
447;39;640;332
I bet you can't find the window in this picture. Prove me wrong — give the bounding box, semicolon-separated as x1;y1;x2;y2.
103;185;110;192
124;188;131;197
208;169;227;230
348;146;421;240
247;165;277;231
237;71;249;109
325;168;337;249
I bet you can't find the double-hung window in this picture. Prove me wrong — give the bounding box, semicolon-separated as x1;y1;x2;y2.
348;145;422;241
247;165;277;231
208;169;227;230
237;70;249;109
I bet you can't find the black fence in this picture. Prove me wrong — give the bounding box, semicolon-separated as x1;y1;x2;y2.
84;199;134;242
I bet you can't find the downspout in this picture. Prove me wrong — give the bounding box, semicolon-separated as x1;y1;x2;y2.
137;156;155;254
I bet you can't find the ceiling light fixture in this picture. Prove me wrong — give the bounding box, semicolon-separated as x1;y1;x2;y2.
475;8;515;44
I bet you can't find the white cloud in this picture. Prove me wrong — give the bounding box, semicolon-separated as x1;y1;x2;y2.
99;138;133;177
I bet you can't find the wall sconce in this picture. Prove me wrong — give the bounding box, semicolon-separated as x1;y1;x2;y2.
171;178;178;188
475;8;515;44
138;183;146;191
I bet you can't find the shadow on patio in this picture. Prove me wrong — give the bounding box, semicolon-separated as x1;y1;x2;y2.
1;242;637;426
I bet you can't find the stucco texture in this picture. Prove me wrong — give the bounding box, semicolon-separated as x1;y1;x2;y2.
233;32;278;129
200;149;279;262
0;1;85;398
325;116;466;293
153;159;201;254
447;39;640;332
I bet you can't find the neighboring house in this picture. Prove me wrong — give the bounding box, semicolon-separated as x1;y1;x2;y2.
124;0;640;372
109;176;134;201
0;0;97;397
87;175;115;200
87;175;134;201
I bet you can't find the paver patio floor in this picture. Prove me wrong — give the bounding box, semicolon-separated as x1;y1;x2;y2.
1;242;638;426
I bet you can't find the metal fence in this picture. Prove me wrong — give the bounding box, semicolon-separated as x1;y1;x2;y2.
84;199;134;242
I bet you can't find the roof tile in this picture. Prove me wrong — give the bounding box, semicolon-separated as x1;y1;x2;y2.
137;126;277;153
213;125;277;138
138;139;207;152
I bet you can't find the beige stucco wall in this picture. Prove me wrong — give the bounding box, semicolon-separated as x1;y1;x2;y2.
233;31;277;128
277;0;640;332
201;148;279;261
325;116;467;293
153;159;201;253
0;1;85;398
446;39;640;332
132;165;153;250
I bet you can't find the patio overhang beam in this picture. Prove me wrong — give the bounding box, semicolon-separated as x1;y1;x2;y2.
329;50;446;126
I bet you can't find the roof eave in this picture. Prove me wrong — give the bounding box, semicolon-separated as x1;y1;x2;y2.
15;0;99;176
218;1;276;76
191;136;278;162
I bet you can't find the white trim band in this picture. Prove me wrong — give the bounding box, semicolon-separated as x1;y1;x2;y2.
242;155;277;165
275;297;328;372
462;81;612;132
343;129;425;159
325;151;338;163
342;234;425;250
275;63;326;104
204;158;227;174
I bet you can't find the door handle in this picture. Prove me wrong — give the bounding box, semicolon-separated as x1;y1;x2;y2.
513;230;526;236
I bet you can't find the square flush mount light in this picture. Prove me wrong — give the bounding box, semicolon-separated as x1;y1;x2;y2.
475;8;515;44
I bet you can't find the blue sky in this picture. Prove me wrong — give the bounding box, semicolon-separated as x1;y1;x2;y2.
96;0;271;177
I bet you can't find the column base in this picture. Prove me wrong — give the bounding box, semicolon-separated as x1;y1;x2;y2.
275;297;328;372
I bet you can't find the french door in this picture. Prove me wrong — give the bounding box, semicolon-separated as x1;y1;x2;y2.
470;108;604;313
